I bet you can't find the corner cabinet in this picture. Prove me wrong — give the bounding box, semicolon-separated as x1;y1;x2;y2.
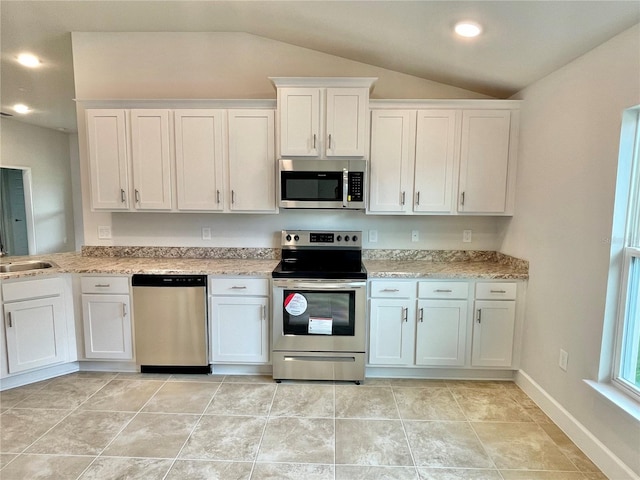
2;277;69;374
271;77;376;158
209;278;270;364
80;276;132;360
368;101;519;216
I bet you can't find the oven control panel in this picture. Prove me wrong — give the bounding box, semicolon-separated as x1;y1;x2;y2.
281;230;362;248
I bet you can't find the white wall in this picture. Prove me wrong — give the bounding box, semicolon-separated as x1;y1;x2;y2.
0;118;76;254
72;31;500;250
503;24;640;475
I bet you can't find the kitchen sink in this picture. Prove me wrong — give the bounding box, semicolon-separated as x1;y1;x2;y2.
0;260;58;273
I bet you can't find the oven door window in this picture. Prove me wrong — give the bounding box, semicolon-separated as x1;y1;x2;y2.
282;290;355;336
281;172;343;201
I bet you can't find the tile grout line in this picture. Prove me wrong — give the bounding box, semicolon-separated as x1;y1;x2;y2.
74;374;170;480
160;374;225;480
388;385;420;479
247;379;279;480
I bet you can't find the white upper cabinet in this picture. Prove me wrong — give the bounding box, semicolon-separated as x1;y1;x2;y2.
414;110;459;213
369;110;415;213
272;77;376;159
130;109;173;210
227;109;276;212
174;109;226;211
86;109;130;210
369;102;519;216
458;109;515;214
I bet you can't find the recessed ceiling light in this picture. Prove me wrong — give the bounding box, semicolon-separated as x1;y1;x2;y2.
13;104;31;114
17;53;41;68
454;21;483;38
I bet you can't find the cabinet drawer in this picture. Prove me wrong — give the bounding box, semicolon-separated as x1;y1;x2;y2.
370;280;415;298
2;277;63;302
81;276;130;294
210;278;269;296
418;281;469;299
475;282;517;300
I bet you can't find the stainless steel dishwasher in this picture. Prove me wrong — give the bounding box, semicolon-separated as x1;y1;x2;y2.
132;274;209;374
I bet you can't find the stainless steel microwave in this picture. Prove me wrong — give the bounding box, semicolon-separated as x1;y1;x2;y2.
279;159;366;210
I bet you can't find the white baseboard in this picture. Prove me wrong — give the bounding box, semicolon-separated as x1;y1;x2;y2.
0;362;80;390
516;370;639;480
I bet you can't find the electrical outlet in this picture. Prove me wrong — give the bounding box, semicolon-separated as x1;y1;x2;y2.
559;349;569;371
463;230;472;243
368;230;378;243
97;226;112;239
202;227;212;240
411;230;419;242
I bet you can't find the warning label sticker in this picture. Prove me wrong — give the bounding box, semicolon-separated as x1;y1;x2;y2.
284;293;307;316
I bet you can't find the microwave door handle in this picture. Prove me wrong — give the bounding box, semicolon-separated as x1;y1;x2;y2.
343;168;349;208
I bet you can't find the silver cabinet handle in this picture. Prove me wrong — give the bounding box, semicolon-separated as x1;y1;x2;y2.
461;191;465;206
262;304;266;320
434;289;452;293
7;312;12;328
120;189;126;203
122;303;127;317
476;309;482;323
419;307;424;323
490;289;507;294
94;284;110;288
135;189;140;203
216;190;221;204
401;191;406;205
313;134;316;149
328;133;332;149
402;307;408;322
231;190;235;204
231;286;247;289
381;288;399;292
416;191;420;206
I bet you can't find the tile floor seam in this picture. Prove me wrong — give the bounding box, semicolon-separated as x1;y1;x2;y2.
159;376;223;480
389;385;421;478
75;376;169;480
333;383;336;480
249;379;279;479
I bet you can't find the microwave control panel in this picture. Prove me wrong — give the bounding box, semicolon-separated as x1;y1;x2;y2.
348;172;364;202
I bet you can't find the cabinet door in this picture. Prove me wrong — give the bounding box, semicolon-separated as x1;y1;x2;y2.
86;109;130;210
228;109;276;212
4;296;67;373
471;300;516;367
414;110;459;213
130;109;172;210
82;294;132;360
368;298;415;365
458;110;511;213
210;296;269;363
416;300;467;366
279;88;320;156
174;110;225;211
369;110;415;213
325;88;368;157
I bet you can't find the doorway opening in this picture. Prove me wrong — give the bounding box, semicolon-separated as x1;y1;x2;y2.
0;167;36;256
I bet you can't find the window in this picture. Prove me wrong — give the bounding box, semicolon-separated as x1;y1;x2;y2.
612;106;640;400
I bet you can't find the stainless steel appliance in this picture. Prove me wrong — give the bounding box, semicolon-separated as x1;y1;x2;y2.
279;159;366;209
132;274;209;374
272;230;367;383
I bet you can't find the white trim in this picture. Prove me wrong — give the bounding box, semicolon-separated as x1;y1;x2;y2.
584;379;640;421
0;362;79;390
0;166;37;255
516;370;640;480
76;99;277;109
269;77;377;90
370;99;522;110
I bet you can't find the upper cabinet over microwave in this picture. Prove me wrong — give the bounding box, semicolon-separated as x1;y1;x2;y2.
270;77;377;159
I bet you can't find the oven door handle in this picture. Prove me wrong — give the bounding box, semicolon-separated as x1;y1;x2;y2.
275;282;365;290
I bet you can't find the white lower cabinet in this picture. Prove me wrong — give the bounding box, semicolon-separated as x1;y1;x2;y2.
209;278;269;364
2;278;68;374
416;299;467;366
369;297;415;365
471;283;517;367
81;277;132;360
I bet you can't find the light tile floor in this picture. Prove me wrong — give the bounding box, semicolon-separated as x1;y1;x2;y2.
0;373;608;480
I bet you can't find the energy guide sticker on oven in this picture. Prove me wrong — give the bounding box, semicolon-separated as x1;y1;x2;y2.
284;293;307;316
308;317;333;335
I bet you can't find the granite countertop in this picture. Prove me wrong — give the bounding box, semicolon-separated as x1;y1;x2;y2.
0;247;528;281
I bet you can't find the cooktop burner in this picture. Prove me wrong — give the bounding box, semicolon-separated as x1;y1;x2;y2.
272;230;367;280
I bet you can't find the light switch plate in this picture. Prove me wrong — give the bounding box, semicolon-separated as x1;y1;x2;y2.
411;230;419;242
202;227;212;240
97;225;112;239
368;230;378;243
463;230;472;243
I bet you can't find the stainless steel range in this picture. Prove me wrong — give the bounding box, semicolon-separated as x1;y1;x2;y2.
272;230;367;384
